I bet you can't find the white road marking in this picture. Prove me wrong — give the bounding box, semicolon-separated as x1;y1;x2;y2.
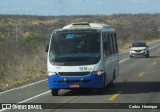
149;44;160;49
0;79;47;95
18;90;50;103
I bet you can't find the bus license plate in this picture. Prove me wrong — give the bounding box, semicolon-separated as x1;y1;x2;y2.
69;84;79;88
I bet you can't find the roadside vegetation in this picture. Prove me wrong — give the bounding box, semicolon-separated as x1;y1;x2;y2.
0;14;160;91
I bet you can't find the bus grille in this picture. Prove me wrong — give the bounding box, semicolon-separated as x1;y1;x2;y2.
58;72;90;76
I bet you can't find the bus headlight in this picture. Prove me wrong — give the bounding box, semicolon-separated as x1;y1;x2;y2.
92;70;105;75
48;72;57;76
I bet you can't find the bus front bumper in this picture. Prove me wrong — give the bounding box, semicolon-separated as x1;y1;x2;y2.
48;74;104;89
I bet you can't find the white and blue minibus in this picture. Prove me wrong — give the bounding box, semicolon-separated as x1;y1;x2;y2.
46;23;119;96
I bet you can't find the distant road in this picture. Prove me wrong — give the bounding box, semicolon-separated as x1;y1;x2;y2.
1;41;160;112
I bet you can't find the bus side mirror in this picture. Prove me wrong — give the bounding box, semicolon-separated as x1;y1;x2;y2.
45;43;49;52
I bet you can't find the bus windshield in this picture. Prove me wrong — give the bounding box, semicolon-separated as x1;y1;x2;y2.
49;31;100;66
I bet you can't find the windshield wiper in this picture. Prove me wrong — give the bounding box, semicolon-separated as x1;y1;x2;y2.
67;57;89;62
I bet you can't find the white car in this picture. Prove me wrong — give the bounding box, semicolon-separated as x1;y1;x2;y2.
129;42;149;58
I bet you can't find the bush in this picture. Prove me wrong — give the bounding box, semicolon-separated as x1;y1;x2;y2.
22;34;47;44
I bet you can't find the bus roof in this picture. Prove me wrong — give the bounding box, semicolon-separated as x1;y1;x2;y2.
54;22;115;32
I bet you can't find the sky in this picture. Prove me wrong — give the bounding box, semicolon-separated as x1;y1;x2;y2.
0;0;160;16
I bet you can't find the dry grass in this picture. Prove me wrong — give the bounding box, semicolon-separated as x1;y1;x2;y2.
0;45;47;91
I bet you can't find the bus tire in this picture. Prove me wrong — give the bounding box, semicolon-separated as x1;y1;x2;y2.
51;89;58;96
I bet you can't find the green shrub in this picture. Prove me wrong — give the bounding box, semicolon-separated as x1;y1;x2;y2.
22;34;47;44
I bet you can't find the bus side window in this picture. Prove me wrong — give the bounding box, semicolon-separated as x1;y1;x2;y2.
112;33;117;53
103;33;106;55
111;34;115;55
103;33;110;56
111;33;116;54
114;33;118;52
107;34;112;55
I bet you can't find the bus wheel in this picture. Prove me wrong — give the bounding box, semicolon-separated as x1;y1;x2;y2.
51;89;58;96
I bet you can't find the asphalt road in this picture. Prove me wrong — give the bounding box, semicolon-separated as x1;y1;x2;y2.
0;41;160;112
